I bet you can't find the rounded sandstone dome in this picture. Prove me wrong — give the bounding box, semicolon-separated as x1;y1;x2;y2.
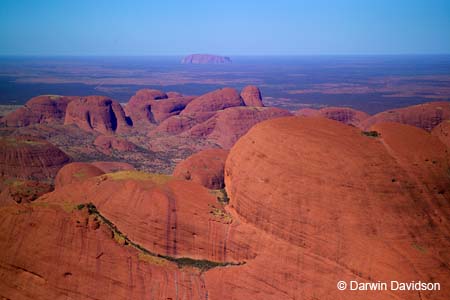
240;85;264;107
173;149;229;189
55;162;105;189
0;136;70;180
181;88;244;115
1;95;77;127
64;96;131;134
360;101;450;131
225;116;449;258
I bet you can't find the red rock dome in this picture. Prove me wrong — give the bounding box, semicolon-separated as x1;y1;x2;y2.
360;101;450;131
223;116;449;299
0;136;70;180
166;91;183;98
240;85;264;107
296;106;370;126
43;171;253;263
1;95;77;127
125;89;168;125
64;96;131;134
181;88;244;115
55;162;105;189
173;149;229;189
185;106;292;148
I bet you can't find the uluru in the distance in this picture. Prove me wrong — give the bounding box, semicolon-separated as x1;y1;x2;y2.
1;1;450;299
181;54;232;64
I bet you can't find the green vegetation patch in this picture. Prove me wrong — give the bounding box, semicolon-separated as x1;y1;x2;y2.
3;178;25;187
75;203;86;210
106;170;172;185
31;201;78;213
412;243;427;253
73;170;87;178
361;131;380;138
209;188;230;204
29;202;51;209
2;137;46;146
138;253;168;266
47;95;62;100
166;257;230;271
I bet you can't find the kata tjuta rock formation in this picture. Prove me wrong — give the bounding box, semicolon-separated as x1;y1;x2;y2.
296;106;370;126
1;95;77;127
370;122;449;196
0;169;255;299
153;87;245;135
41;170;253;263
184;106;292;148
240;85;264;107
0;136;70;204
0;179;52;204
181;54;232;64
54;162;105;189
360;101;450;131
0;197;213;299
0;136;70;180
0;116;449;299
173;148;229;189
181;87;244;115
220;117;449;299
64;96;131;134
125;89;194;126
154;87;291;148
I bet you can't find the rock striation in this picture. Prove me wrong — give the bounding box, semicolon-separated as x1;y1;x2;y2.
0;203;211;299
0;136;70;180
42;171;254;263
222;116;449;299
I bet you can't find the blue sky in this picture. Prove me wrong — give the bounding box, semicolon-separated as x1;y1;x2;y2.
0;0;449;55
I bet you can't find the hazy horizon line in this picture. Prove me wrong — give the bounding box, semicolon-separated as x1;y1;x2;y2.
1;53;450;58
